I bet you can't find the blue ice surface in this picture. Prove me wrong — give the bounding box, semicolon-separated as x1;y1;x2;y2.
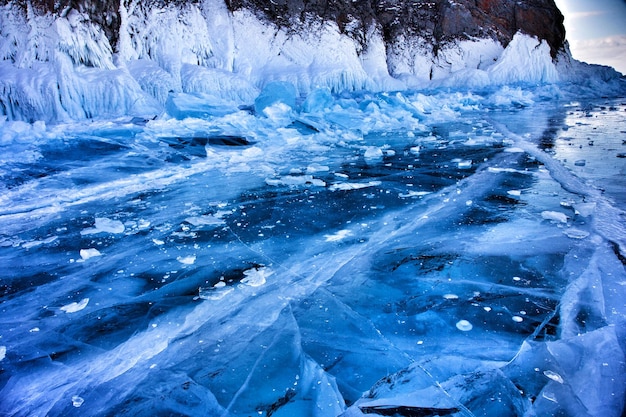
254;81;298;116
0;82;625;417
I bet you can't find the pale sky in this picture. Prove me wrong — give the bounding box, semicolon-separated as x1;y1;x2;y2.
554;0;626;74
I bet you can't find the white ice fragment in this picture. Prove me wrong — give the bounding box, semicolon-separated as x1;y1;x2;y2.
79;248;101;260
22;236;59;249
573;202;596;217
241;267;272;287
484;306;492;312
456;320;473;331
266;175;326;188
81;217;125;235
0;346;5;361
152;239;165;245
563;228;590;239
399;190;431;198
306;164;330;173
541;211;568;224
185;214;226;227
71;396;84;408
324;229;352;242
507;190;522;197
60;298;89;313
512;315;524;322
199;286;233;300
177;255;196;265
364;146;383;161
505;147;525;153
409;146;421;155
457;160;472;169
543;370;564;384
443;294;458;300
137;220;151;229
330;181;381;191
465;200;473;206
29;327;40;332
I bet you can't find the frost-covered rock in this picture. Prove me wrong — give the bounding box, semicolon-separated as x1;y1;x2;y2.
0;0;623;122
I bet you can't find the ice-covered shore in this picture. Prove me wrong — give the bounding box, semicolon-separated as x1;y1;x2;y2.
0;0;623;122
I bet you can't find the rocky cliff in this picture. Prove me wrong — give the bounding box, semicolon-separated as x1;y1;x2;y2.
0;0;609;122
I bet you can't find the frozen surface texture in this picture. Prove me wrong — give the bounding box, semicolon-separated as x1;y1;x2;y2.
0;0;622;122
1;82;625;416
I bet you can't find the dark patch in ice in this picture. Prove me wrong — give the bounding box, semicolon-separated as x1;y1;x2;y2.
609;240;626;265
359;404;459;416
264;388;296;417
205;135;253;147
59;302;154;349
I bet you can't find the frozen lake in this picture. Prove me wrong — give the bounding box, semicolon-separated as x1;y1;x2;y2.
1;86;625;416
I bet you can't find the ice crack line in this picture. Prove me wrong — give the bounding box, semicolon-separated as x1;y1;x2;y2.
489;118;626;257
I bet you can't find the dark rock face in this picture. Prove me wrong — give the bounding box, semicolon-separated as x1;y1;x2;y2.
226;0;566;57
9;0;566;57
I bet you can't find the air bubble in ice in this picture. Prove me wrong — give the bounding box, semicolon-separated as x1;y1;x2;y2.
543;370;564;384
456;320;473;331
71;396;84;407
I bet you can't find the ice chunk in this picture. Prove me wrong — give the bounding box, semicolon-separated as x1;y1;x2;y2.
165;92;239;120
81;218;125;235
541;211;568;224
254;81;297;115
241;266;272;287
364;147;383;162
330;181;381;191
399;190;431;198
573;202;596;217
0;346;5;361
71;396;84;408
177;255;196;265
302;87;334;113
60;298;89;313
184;214;226;227
457;160;472;169
79;248;101;260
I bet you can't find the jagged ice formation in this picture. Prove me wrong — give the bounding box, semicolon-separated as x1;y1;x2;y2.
0;0;622;122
